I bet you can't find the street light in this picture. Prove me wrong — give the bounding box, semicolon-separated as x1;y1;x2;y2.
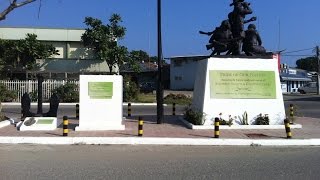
157;0;164;124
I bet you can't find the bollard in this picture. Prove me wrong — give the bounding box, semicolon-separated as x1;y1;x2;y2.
76;104;79;119
214;117;220;138
284;118;292;139
138;116;143;137
128;103;132;117
289;104;294;123
172;103;176;116
63;116;69;136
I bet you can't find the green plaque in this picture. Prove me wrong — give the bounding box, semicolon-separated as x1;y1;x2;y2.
209;70;276;99
88;82;113;99
36;119;54;124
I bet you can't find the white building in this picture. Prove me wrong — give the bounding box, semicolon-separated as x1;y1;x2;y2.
279;64;312;93
170;55;207;90
0;27;117;79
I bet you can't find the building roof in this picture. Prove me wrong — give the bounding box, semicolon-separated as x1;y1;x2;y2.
0;27;85;42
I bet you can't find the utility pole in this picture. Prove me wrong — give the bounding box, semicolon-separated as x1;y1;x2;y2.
156;0;164;124
317;46;320;95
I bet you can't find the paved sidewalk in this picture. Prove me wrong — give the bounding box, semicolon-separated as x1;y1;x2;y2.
1;115;319;140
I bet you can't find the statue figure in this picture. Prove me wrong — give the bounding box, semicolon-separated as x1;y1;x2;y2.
228;0;256;55
43;93;60;117
199;20;235;56
242;24;266;56
21;92;35;120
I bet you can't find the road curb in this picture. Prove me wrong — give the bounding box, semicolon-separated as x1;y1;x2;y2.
0;137;320;146
2;103;167;106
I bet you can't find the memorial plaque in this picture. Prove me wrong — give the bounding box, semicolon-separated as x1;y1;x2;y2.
209;70;276;99
88;82;113;99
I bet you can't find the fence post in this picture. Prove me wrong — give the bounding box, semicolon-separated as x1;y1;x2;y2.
63;116;69;136
128;103;132;117
214;117;220;138
138;116;144;137
172;103;176;116
76;104;79;119
284;118;292;139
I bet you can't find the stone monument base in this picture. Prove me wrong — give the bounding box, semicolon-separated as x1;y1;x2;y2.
192;56;285;126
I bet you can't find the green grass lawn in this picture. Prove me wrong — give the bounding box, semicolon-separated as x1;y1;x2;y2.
136;93;156;103
133;93;192;105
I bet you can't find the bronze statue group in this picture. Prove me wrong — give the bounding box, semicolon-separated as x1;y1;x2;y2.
200;0;266;56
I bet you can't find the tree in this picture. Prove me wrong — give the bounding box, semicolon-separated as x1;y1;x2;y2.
0;0;37;21
296;56;318;72
81;14;128;74
0;33;59;70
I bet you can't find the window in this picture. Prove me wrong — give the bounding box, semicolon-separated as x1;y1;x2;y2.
175;76;182;81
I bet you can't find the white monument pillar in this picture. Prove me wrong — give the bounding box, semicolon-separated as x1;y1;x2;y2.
75;75;125;131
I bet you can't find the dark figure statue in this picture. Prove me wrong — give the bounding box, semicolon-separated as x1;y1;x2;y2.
21;92;35;120
199;20;235;56
228;0;256;55
43;93;60;117
242;24;266;56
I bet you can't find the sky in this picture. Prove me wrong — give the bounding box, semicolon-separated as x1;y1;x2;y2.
1;0;320;67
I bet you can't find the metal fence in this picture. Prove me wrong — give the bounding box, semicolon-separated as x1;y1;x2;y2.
0;80;79;102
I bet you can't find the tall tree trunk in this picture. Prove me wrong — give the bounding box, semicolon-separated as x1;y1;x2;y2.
108;65;113;75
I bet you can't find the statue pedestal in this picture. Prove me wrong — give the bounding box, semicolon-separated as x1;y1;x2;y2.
75;75;125;131
192;56;285;125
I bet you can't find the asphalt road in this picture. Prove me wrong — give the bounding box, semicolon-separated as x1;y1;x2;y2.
0;145;319;180
283;94;320;118
2;94;320;119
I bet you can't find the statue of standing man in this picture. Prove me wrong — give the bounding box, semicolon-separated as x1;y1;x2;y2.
228;0;256;55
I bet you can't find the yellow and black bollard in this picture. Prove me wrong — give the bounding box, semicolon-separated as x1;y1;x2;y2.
138;116;143;137
284;118;292;139
63;116;69;136
214;117;220;138
76;104;79;119
172;103;176;116
289;104;294;123
128;103;132;117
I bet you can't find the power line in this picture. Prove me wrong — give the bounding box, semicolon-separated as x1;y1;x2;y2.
282;47;314;54
282;54;314;57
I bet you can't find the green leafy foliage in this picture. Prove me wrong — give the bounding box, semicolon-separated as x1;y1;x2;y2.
164;93;192;105
81;14;128;74
29;90;38;102
296;56;317;71
238;111;249;125
0;84;17;102
0;34;59;71
254;114;270;125
123;76;139;102
184;106;206;125
217;114;234;126
52;83;79;103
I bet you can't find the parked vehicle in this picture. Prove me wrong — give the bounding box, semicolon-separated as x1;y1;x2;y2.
298;82;317;94
139;82;156;93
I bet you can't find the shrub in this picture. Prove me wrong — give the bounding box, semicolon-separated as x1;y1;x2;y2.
184;106;206;125
0;84;17;102
238;111;249;125
164;93;192;105
123;76;139;102
254;114;269;125
52;83;79;103
29;90;38;102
